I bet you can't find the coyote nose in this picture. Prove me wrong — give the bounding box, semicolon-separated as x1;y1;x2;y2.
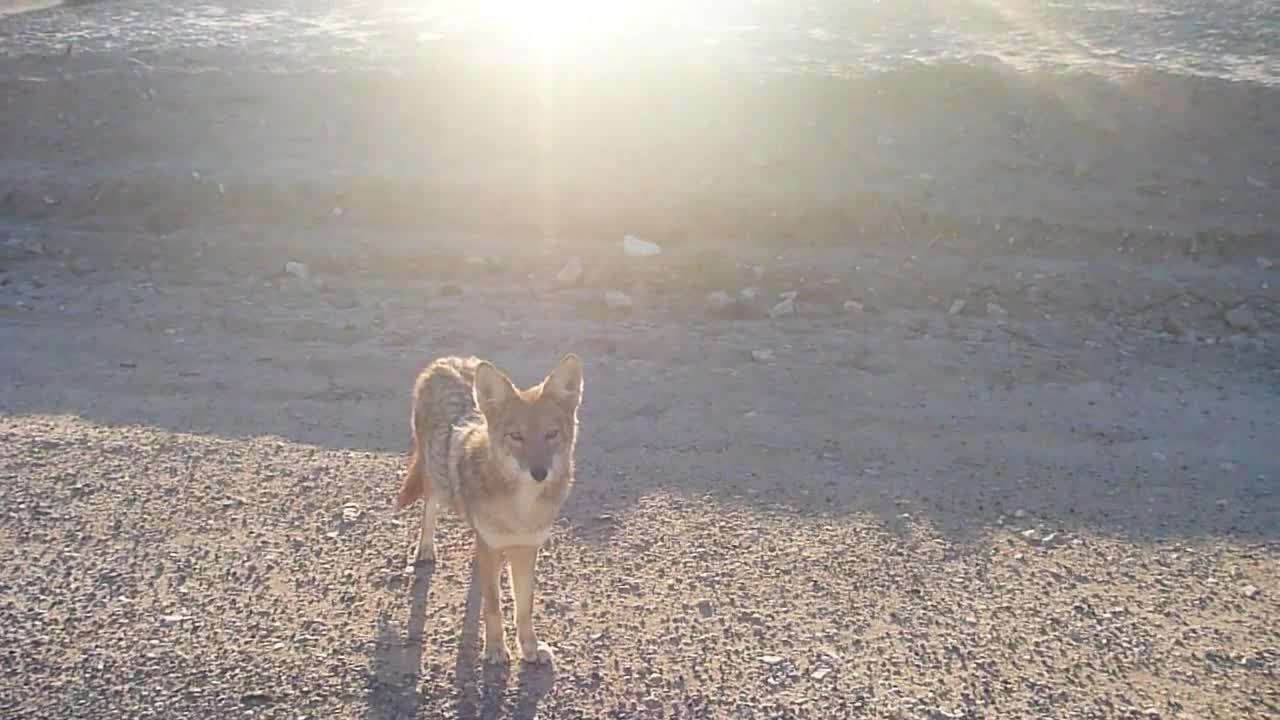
530;466;548;482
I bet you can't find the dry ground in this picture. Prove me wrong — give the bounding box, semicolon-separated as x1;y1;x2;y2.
2;1;1279;719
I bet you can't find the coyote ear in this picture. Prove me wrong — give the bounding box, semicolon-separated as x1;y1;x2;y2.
474;361;517;415
542;353;583;411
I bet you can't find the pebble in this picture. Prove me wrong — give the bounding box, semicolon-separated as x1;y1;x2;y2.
341;504;362;522
1240;584;1260;599
555;257;583;287
695;598;715;617
986;302;1009;316
740;287;763;301
810;668;831;681
1225;305;1258;332
751;349;776;363
1162;315;1188;336
705;291;736;313
843;300;864;313
284;261;309;280
769;297;795;318
605;291;633;311
948;299;966;315
759;655;784;666
623;234;661;258
1013;509;1028;519
1258;256;1274;270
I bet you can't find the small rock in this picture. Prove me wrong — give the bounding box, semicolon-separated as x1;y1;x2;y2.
769;297;795;318
1215;498;1229;510
759;655;784;666
1240;584;1260;599
778;290;799;301
1225;305;1258;333
555;257;584;287
604;290;633;311
986;302;1009;316
947;299;966;316
158;614;190;626
1228;564;1244;579
751;265;765;278
705;291;736;314
740;286;763;301
810;668;831;681
695;598;715;617
1040;532;1059;546
341;504;362;522
843;300;864;313
1021;528;1040;543
69;256;95;276
1162;315;1188;336
1245;175;1269;190
1013;509;1028;519
284;261;309;280
751;349;776;363
622;234;661;258
1257;256;1275;270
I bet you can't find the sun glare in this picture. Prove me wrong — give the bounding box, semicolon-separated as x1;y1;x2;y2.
484;0;632;40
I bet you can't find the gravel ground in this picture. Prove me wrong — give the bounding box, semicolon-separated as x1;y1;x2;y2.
1;1;1279;718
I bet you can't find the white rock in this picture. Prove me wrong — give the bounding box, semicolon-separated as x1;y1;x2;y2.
705;291;735;313
843;300;864;313
770;297;795;318
779;290;799;301
948;299;967;315
810;668;832;681
622;234;661;258
750;349;776;363
284;261;310;280
1225;305;1259;332
1240;584;1260;599
1258;256;1275;270
986;302;1009;316
759;655;784;666
752;265;766;278
604;291;633;310
555;256;584;287
740;287;763;301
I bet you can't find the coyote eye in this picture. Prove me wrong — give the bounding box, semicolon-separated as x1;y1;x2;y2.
545;429;560;440
507;431;524;443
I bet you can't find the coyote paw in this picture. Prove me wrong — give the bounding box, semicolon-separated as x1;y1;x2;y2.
482;641;512;665
520;641;555;665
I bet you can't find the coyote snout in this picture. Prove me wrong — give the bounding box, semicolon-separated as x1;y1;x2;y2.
394;353;584;666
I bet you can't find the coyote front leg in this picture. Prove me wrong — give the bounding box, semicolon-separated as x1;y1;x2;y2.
475;537;511;664
507;545;554;665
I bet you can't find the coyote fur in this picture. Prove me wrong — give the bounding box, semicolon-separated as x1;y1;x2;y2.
394;353;584;665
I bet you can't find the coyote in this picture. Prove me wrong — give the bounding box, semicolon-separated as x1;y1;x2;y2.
394;353;584;665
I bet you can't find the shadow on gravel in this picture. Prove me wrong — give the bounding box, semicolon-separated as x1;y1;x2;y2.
365;563;434;720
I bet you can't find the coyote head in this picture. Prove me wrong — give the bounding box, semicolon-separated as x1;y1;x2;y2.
473;354;583;487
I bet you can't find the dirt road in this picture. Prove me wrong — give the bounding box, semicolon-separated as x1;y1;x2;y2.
1;1;1278;719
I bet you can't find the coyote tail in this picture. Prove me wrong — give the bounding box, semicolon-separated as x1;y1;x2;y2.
394;428;427;510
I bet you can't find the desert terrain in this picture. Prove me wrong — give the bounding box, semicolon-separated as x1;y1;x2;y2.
1;1;1277;718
